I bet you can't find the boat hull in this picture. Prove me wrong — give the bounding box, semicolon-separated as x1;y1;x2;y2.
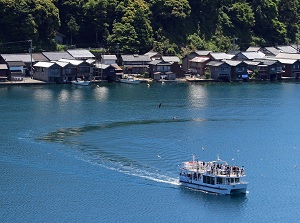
179;178;247;195
71;81;90;86
120;80;140;84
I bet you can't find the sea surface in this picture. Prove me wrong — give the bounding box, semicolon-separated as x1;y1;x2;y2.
1;81;300;222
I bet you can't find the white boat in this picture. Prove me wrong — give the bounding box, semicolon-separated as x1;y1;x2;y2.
71;80;90;86
120;76;140;84
179;155;247;195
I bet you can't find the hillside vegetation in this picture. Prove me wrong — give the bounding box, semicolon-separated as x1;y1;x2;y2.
0;0;299;55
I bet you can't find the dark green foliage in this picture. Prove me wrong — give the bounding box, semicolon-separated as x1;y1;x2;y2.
1;0;300;54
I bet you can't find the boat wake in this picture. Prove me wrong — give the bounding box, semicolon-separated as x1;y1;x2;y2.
78;153;180;186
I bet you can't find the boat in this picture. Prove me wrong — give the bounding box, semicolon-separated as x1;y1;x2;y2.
71;80;90;86
120;76;140;84
179;155;247;195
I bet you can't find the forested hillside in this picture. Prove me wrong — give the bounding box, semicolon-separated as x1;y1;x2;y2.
0;0;299;55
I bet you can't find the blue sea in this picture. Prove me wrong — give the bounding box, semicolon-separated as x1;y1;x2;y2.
1;81;300;222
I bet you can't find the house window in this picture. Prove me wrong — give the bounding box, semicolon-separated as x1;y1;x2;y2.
50;68;59;75
221;67;228;71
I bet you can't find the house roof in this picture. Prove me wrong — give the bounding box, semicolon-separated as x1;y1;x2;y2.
265;57;297;64
33;61;55;68
149;60;171;65
54;61;70;67
1;54;35;63
194;50;212;56
276;45;298;53
189;57;210;63
7;61;25;67
243;61;260;66
144;51;160;57
246;46;261;52
162;56;180;63
59;59;84;66
67;49;95;59
210;52;234;60
111;64;122;71
238;51;265;60
102;54;117;60
275;53;300;60
42;51;74;61
121;54;151;62
206;61;225;66
223;60;245;66
95;63;111;69
254;59;279;66
261;47;281;56
0;64;8;69
32;53;49;62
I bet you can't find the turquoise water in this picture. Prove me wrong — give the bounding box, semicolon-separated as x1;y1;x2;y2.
1;82;300;222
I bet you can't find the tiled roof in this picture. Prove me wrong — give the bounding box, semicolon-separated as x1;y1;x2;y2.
42;51;73;61
7;61;25;66
194;50;212;56
223;60;244;66
162;56;180;63
275;53;300;60
240;51;265;59
246;46;261;52
67;49;95;59
210;52;233;60
189;57;210;63
0;64;8;69
121;54;151;62
32;53;49;62
206;61;224;66
59;59;84;66
1;54;34;63
33;61;55;68
102;55;117;60
262;47;281;56
276;45;298;53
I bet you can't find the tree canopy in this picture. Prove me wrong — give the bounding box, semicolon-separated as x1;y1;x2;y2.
1;0;300;54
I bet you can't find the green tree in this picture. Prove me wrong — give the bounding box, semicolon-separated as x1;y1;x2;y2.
107;0;153;53
67;16;79;45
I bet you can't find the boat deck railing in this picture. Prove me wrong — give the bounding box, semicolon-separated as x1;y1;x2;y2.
182;161;245;177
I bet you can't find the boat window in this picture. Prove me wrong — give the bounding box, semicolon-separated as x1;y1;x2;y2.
211;177;215;185
231;178;234;183
203;175;207;184
235;178;240;183
217;177;223;184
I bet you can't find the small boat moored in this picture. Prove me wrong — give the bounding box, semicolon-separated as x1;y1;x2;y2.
71;79;90;86
179;155;247;195
120;76;140;84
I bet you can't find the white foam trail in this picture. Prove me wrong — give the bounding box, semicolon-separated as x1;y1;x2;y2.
78;156;180;186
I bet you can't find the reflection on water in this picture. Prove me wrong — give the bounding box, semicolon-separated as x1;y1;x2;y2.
58;89;70;102
93;85;109;101
33;88;54;101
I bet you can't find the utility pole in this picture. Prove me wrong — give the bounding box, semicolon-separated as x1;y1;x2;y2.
29;40;33;78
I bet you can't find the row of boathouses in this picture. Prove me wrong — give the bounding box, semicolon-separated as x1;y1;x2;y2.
1;45;300;83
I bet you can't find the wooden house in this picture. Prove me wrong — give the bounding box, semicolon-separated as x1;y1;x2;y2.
254;59;283;80
189;57;210;76
120;54;151;75
93;63;116;82
33;62;62;83
224;60;248;81
59;59;92;80
182;50;211;72
206;61;231;81
0;55;9;81
101;55;117;65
